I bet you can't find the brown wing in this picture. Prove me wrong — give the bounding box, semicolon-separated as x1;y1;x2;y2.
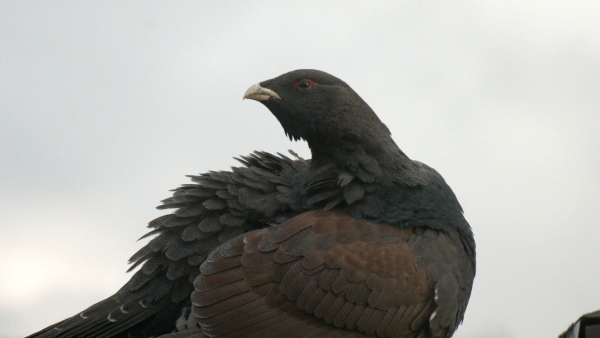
189;210;437;337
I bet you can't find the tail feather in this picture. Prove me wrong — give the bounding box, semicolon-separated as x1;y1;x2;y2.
25;152;306;338
25;294;163;338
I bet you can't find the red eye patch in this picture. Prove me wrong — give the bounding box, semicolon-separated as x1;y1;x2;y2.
292;79;319;88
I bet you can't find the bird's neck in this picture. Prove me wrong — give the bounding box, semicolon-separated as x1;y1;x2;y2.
308;135;426;187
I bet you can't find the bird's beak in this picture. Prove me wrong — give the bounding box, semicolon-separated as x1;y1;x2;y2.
243;83;281;101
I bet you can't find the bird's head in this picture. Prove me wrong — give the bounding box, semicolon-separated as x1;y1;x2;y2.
243;69;392;160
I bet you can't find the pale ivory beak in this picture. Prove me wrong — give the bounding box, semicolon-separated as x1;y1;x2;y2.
243;83;281;101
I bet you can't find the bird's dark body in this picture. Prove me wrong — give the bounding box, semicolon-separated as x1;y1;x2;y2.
27;70;475;338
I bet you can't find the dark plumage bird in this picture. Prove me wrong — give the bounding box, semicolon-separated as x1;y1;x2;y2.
27;69;475;338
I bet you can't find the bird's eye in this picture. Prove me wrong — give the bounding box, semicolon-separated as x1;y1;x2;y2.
298;80;311;90
293;79;318;90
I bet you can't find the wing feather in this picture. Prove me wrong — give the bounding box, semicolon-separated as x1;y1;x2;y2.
192;210;438;337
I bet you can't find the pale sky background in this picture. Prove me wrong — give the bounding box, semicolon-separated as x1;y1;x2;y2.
1;2;599;338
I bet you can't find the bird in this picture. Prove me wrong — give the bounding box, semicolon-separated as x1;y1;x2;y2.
26;69;475;338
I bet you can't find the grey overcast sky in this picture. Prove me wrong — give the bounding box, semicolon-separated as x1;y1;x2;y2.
1;2;599;338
